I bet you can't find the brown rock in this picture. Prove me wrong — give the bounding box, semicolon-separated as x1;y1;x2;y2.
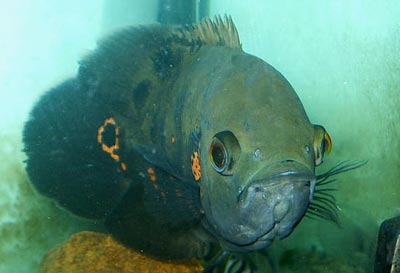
39;231;204;273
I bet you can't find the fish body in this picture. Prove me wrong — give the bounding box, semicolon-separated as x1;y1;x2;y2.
23;17;333;263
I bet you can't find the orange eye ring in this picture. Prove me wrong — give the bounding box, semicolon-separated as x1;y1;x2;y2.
323;132;332;155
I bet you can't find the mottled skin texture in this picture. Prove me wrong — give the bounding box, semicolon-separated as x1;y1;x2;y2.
23;17;330;263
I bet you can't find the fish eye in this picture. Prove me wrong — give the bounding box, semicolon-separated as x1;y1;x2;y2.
322;132;332;155
208;131;241;175
209;137;229;173
313;125;332;166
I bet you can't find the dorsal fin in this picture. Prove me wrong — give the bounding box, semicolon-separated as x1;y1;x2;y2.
172;15;242;50
76;16;242;141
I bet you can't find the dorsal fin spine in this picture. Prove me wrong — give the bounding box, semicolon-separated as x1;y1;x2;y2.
173;15;241;50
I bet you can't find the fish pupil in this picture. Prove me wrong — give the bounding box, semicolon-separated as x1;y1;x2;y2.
212;143;226;169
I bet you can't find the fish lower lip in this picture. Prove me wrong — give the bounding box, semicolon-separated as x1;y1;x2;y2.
258;223;279;242
232;224;279;247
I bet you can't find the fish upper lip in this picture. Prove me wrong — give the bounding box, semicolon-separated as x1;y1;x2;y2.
252;171;316;186
237;171;315;202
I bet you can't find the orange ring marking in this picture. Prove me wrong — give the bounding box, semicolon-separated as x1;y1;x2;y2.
97;117;126;172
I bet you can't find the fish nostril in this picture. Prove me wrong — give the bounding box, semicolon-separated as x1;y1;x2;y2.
281;159;295;163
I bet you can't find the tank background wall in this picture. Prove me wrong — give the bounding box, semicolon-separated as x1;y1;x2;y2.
101;0;158;34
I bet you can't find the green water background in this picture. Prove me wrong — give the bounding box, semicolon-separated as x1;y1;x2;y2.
0;0;398;272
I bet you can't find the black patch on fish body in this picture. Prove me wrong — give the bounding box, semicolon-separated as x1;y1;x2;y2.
152;44;183;79
132;80;151;109
23;16;351;267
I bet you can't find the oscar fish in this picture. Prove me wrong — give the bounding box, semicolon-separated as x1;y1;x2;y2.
23;16;364;271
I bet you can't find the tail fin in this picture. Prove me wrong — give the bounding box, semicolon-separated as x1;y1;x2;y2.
23;79;130;219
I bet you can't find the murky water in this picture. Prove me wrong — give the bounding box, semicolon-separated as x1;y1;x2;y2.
0;1;399;272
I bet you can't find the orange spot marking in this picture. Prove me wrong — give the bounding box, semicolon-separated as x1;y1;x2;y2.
110;151;120;161
115;137;120;148
97;117;127;170
105;117;116;125
97;126;104;143
101;143;109;153
147;167;155;175
191;151;201;181
147;167;157;186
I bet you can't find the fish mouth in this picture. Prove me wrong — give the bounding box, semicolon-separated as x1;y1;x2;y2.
218;162;316;251
238;170;316;206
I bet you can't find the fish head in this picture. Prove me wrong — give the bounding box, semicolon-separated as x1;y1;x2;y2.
197;50;332;252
